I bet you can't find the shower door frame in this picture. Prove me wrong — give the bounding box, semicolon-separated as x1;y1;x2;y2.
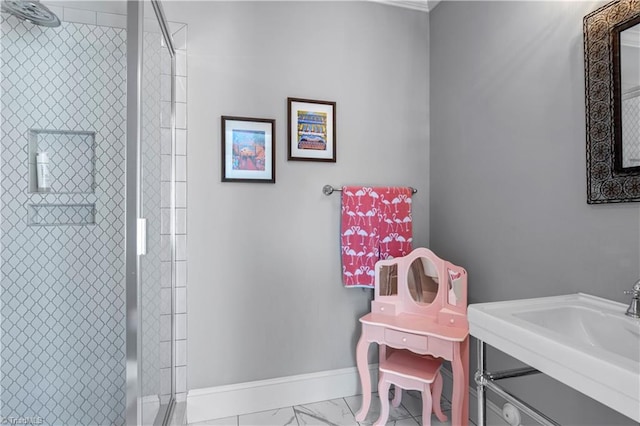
126;1;177;425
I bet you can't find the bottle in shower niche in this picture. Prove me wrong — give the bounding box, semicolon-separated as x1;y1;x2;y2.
36;152;51;192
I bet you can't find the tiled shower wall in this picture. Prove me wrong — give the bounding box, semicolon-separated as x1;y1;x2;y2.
167;23;188;404
141;17;188;407
0;14;127;425
1;6;189;423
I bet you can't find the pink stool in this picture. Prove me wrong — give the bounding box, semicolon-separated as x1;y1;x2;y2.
375;350;448;426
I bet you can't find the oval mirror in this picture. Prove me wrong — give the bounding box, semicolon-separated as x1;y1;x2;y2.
407;257;439;305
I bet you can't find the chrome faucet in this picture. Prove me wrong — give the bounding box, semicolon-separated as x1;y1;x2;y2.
624;281;640;318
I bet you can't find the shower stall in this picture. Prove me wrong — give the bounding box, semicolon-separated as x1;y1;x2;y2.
0;1;186;424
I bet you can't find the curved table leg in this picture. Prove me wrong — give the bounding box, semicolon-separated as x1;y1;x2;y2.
391;385;402;408
374;374;390;426
355;334;371;422
451;340;469;426
432;371;448;423
422;382;433;426
461;336;470;423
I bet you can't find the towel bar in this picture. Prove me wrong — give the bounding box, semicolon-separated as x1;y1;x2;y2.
322;184;417;196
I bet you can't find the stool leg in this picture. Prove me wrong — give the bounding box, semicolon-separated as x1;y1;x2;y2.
374;375;391;426
431;371;448;422
421;383;433;426
391;385;402;408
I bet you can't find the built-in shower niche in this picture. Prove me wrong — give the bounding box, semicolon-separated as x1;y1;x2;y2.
28;204;96;226
28;129;96;194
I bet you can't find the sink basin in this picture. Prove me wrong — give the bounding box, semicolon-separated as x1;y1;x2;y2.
514;304;639;364
468;293;640;422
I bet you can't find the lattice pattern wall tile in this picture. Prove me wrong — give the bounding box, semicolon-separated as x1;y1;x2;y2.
29;130;95;194
1;15;126;425
28;203;95;226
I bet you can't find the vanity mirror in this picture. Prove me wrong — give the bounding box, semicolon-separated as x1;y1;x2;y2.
407;257;439;305
584;0;640;203
378;259;439;305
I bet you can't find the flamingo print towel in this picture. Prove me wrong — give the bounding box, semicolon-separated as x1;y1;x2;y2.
341;186;413;288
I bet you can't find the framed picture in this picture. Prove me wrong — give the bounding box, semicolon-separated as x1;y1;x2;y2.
221;116;275;183
287;97;336;162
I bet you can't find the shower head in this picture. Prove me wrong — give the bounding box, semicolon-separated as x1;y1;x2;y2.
1;0;60;27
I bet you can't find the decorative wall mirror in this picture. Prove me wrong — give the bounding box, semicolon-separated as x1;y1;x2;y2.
584;0;640;203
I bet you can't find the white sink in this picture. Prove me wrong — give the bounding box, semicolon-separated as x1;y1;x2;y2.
468;293;640;422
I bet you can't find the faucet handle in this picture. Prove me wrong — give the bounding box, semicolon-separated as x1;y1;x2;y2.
624;281;640;296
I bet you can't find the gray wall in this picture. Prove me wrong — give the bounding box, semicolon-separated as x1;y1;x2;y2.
162;1;430;390
430;1;639;425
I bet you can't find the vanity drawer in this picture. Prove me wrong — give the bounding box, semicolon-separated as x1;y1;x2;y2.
384;329;428;352
371;301;396;316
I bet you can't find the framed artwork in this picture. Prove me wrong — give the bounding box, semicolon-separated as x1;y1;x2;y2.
287;97;336;162
221;116;275;183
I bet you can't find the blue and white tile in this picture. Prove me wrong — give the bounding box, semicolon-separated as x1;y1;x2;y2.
239;407;297;426
295;398;356;425
344;392;412;425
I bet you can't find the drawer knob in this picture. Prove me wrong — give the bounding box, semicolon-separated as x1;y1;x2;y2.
450;318;455;324
380;307;385;311
402;337;407;342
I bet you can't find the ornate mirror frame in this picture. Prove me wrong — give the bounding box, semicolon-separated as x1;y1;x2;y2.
584;0;640;203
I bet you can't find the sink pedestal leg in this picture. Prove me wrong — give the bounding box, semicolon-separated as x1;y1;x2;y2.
476;339;487;426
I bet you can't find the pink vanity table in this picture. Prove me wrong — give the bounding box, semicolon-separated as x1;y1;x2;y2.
354;248;470;426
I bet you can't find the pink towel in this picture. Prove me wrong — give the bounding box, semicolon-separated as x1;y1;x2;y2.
341;186;413;288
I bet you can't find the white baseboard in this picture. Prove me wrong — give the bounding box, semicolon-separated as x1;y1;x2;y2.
187;364;513;425
187;364;379;424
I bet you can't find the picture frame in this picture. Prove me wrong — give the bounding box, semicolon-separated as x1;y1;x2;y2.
221;116;275;183
287;97;336;162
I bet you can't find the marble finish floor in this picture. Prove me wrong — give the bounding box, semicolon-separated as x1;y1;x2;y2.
189;390;476;426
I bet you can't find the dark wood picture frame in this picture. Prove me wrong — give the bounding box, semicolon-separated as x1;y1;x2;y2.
221;116;275;183
287;97;337;162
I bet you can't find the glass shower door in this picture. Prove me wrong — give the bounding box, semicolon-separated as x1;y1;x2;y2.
131;1;176;424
